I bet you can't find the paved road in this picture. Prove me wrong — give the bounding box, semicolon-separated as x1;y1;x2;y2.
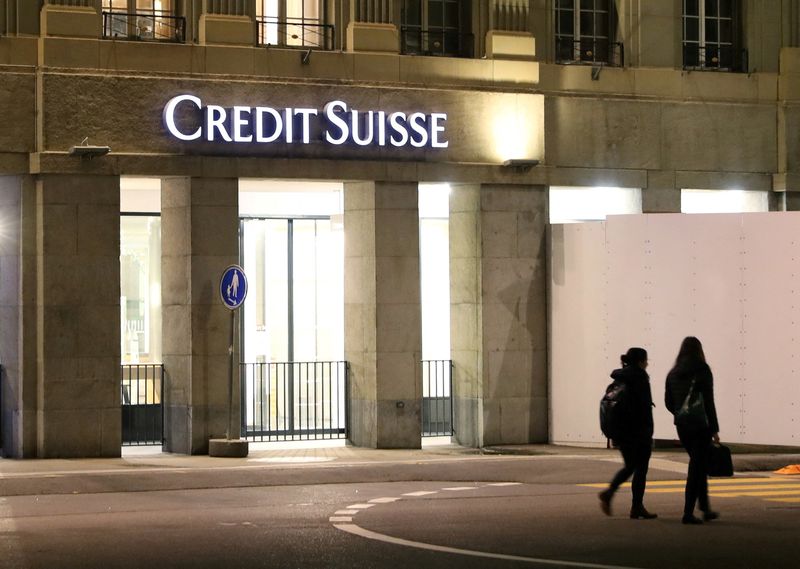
1;455;798;568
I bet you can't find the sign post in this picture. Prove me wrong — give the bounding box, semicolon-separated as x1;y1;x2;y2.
209;265;249;458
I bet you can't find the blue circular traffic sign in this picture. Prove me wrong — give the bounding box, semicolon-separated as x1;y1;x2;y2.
220;265;248;310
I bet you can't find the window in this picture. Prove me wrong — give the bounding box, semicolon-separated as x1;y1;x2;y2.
102;0;184;42
681;189;768;213
256;1;333;50
549;186;642;223
555;0;620;66
401;0;473;58
683;0;744;71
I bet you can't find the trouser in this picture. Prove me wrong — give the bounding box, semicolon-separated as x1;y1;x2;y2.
677;427;712;515
608;439;652;507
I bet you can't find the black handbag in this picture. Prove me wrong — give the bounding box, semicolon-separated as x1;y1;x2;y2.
709;443;734;477
674;377;709;431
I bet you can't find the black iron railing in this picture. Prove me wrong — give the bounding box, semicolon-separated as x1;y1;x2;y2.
555;38;624;67
241;361;348;441
683;44;748;72
256;17;335;50
422;360;453;437
400;27;474;58
121;364;164;446
102;10;186;43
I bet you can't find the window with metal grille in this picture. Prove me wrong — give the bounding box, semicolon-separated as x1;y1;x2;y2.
256;1;333;50
401;0;473;58
683;0;744;71
555;0;620;66
102;0;183;42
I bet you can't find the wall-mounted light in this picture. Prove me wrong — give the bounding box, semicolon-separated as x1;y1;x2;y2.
503;158;540;172
69;138;110;159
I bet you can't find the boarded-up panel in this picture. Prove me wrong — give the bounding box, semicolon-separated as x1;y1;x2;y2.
550;212;800;446
549;223;608;445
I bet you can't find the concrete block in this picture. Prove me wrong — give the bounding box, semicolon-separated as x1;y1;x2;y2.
344;210;376;258
162;305;192;355
41;5;100;39
354;52;401;83
375;256;421;305
77;305;120;358
199;15;255;47
449;257;479;304
376;303;421;353
41;204;78;256
191;306;234;357
77;204;119;256
448;212;479;260
347;22;399;54
375;398;421;448
492;59;540;85
41;37;100;70
41;306;80;358
344;256;376;304
190;255;240;305
450;304;480;352
375;210;420;257
344;182;376;212
376;352;420;401
481;211;517;258
190;206;239;256
449;184;480;213
161;255;191;305
209;438;249;457
485;31;536;60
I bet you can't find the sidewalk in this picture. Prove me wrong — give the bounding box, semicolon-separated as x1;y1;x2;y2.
2;441;798;478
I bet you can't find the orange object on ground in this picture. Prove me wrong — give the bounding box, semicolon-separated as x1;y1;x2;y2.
774;465;800;475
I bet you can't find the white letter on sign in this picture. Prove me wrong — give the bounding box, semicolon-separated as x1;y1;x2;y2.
163;94;202;141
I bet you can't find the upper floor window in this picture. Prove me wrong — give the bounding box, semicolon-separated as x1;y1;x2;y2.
683;0;746;71
102;0;184;42
256;1;334;50
555;0;623;67
400;0;473;58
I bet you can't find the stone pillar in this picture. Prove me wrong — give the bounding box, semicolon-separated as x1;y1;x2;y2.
450;184;547;447
161;177;239;455
0;175;37;458
642;171;681;213
344;181;422;448
36;175;121;458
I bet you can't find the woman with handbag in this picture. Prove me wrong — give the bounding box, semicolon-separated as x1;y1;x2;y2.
598;347;657;520
665;336;721;525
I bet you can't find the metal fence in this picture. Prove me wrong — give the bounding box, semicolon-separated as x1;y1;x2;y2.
555;38;625;67
400;28;474;58
256;17;335;50
422;360;453;437
121;364;164;446
241;361;348;441
102;11;186;43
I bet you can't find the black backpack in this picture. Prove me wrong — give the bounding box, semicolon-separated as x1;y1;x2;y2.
599;380;631;440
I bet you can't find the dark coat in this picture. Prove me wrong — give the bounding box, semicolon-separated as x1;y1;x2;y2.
610;365;654;442
664;361;720;434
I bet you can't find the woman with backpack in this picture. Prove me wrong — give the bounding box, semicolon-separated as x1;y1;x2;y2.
598;347;657;519
665;336;721;525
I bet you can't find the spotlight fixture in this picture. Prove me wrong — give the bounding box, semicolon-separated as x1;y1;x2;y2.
502;158;540;172
69;138;111;159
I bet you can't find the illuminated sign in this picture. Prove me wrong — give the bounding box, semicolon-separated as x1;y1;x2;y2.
163;95;449;149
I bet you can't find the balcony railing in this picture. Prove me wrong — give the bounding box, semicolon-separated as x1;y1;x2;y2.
555;38;624;67
102;10;186;43
683;44;748;73
400;27;474;58
256;17;335;50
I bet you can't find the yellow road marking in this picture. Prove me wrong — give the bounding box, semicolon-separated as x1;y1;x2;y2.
647;484;800;494
709;489;800;498
580;477;791;489
766;497;800;503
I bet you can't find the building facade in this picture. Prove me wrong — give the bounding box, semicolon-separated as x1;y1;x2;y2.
0;0;798;458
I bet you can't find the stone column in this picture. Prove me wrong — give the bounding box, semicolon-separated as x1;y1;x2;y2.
36;174;121;458
344;181;422;448
450;183;547;447
161;177;239;455
642;171;681;213
0;175;37;458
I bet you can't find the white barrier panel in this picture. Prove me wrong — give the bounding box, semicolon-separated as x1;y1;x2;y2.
549;212;800;446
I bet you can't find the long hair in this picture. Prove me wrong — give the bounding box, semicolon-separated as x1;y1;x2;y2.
674;336;706;368
620;347;647;368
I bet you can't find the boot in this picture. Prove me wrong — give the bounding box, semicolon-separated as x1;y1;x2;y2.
630;505;658;519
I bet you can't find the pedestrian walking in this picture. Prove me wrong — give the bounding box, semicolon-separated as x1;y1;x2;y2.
599;347;657;519
665;336;721;525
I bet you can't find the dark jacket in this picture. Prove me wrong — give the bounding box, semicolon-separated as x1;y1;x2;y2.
610;365;654;442
664;362;720;434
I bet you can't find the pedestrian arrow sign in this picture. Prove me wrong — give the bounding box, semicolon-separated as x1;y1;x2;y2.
220;265;248;310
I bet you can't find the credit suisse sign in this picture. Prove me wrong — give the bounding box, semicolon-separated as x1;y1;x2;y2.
163;94;449;150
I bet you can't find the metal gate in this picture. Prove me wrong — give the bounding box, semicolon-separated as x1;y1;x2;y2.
241;361;348;441
422;360;453;436
121;364;164;445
